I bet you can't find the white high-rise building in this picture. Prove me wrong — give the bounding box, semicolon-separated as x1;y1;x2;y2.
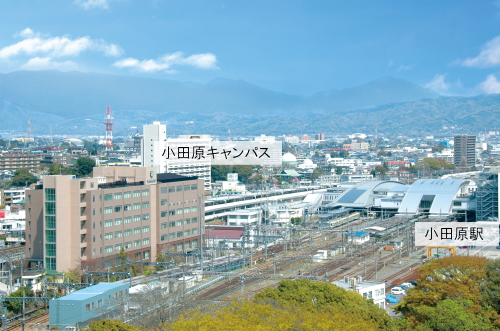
166;135;212;191
141;122;168;173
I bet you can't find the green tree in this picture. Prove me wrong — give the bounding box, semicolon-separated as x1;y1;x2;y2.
84;319;140;331
335;166;343;175
74;157;96;177
481;260;500;313
6;286;33;313
11;168;37;187
49;163;74;175
410;299;497;331
255;279;393;330
339;150;349;158
311;167;324;180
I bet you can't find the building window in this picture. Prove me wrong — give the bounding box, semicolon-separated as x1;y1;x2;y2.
124;204;132;211
192;239;197;248
105;246;113;253
184;185;190;191
45;202;56;215
142;226;150;233
169;221;175;228
124;216;132;224
115;206;122;213
177;231;183;238
142;189;149;196
143;238;150;245
168;187;175;193
133;190;141;197
161;211;167;217
124;229;132;237
161;223;167;229
184;230;190;237
184;207;190;214
45;188;55;201
192;217;198;223
192;228;198;235
104;207;112;214
114;193;122;200
191;184;197;190
134;240;141;247
125;242;132;249
161;234;168;241
45;216;56;229
161;199;168;206
134;228;141;235
176;209;183;215
115;244;122;251
176;220;183;226
45;230;56;243
115;231;122;238
133;203;140;210
104;220;113;227
176;185;182;192
142;214;150;221
45;257;56;271
133;215;140;222
191;206;198;213
184;219;190;225
104;194;112;201
45;244;56;256
143;250;150;259
177;243;183;251
169;233;175;239
105;233;113;240
124;191;132;198
160;187;167;194
169;210;175;216
142;201;150;209
115;218;122;226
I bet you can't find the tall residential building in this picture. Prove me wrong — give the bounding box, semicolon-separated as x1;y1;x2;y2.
476;166;499;222
454;135;476;168
166;135;212;191
25;167;204;272
141;122;168;173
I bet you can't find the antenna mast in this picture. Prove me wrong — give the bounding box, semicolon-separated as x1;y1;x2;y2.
104;106;114;151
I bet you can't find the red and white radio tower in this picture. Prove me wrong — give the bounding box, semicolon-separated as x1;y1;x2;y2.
104;106;114;151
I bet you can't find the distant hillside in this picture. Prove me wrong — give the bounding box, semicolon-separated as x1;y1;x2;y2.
0;71;439;119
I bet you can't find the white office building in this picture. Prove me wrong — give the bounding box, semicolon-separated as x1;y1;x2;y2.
166;135;212;191
141;122;168;173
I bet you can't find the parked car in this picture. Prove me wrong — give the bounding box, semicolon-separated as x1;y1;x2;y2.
400;282;413;289
409;281;418;286
391;287;406;295
398;285;409;291
459;246;468;249
496;245;500;249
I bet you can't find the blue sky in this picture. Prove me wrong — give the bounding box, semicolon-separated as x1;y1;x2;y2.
2;0;500;96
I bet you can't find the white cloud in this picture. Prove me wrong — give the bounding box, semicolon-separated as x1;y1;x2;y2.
74;0;109;10
462;36;500;67
20;57;79;71
397;64;414;72
425;74;450;93
0;28;123;59
113;52;218;72
479;74;500;93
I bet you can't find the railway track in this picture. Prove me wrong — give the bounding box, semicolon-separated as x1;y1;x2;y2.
6;312;49;331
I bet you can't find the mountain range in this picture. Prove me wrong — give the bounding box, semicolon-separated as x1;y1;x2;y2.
0;70;497;136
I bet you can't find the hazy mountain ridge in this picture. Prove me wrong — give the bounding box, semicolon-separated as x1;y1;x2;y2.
0;70;496;136
0;70;439;118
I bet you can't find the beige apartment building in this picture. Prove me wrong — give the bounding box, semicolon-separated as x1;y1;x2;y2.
25;167;204;272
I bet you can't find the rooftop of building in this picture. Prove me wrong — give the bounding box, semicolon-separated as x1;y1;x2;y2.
54;282;128;301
